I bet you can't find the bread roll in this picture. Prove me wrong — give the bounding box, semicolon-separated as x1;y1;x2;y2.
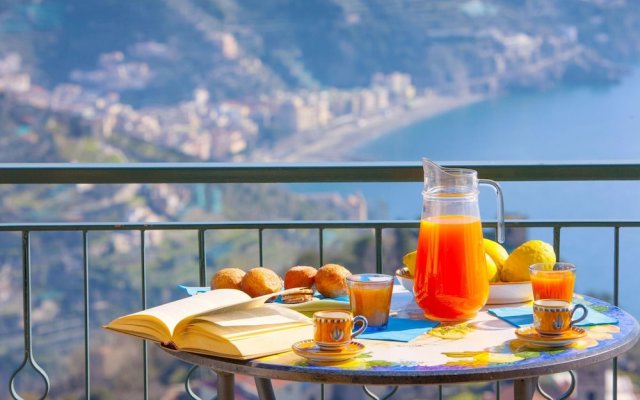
315;263;351;298
284;266;317;289
240;267;283;297
210;267;245;290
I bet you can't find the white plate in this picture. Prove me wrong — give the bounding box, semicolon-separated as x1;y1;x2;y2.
394;267;414;294
278;299;351;313
394;269;533;305
488;282;533;305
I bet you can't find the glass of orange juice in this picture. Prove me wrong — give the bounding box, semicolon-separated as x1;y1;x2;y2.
346;274;394;332
529;262;576;302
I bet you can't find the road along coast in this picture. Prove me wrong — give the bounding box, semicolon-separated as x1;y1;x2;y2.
251;93;486;162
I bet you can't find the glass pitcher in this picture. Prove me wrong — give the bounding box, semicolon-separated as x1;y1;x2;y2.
414;159;504;322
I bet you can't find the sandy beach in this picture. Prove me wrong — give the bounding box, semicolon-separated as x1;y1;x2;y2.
251;93;486;162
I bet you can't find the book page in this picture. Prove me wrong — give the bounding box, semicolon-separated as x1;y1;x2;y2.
198;287;312;316
120;289;251;336
106;287;312;342
197;304;309;327
177;323;315;359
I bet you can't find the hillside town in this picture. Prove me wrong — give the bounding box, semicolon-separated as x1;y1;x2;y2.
0;11;621;163
0;50;419;161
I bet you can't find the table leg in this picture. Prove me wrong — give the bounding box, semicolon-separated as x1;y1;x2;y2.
255;377;276;400
514;377;537;400
216;371;235;400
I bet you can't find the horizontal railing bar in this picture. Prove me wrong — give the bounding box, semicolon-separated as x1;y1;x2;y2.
0;161;639;184
0;220;638;231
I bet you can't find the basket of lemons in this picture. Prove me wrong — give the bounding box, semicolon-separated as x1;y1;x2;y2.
395;239;556;304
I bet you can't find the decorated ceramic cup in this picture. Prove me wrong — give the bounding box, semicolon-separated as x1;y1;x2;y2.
313;310;367;350
532;299;588;336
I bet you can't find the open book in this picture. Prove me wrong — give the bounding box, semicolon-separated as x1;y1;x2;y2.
104;288;314;360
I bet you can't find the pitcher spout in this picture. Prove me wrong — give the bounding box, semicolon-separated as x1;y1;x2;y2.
421;158;505;243
422;158;478;196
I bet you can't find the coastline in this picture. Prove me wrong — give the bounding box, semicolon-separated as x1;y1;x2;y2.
251;93;487;162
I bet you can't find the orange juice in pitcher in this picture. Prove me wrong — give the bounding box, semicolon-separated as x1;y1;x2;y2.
413;159;504;322
414;215;487;321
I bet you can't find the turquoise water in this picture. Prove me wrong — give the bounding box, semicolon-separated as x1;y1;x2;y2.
352;68;640;315
354;67;640;222
360;75;640;162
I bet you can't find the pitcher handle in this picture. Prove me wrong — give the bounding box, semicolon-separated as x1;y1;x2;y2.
479;179;505;244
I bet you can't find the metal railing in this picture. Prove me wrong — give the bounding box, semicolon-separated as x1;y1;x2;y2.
2;161;640;400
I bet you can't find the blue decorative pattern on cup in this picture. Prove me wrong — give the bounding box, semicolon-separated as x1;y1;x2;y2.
532;299;588;336
313;310;368;350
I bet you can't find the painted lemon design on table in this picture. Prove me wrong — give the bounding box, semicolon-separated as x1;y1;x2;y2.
428;323;475;340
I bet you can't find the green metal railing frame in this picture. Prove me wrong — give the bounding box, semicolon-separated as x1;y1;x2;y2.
3;161;640;400
1;161;639;184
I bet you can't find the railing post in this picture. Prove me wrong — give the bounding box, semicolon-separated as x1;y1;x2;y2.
9;231;50;400
553;226;561;260
83;230;90;399
259;228;264;266
613;226;620;400
140;230;148;400
375;228;383;274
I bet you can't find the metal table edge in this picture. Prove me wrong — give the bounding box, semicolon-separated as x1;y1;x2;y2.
162;303;640;386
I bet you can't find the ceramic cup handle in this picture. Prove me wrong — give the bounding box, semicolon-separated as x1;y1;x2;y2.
351;315;368;338
570;304;588;326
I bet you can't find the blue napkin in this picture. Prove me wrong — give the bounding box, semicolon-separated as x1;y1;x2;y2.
315;294;349;303
488;305;618;328
359;318;439;342
178;285;210;296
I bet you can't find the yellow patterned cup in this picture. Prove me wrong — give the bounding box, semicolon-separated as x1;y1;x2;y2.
532;299;588;336
313;310;367;350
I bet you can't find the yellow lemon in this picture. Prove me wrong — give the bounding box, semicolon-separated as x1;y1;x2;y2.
402;250;417;276
485;253;499;282
501;240;556;282
483;238;509;270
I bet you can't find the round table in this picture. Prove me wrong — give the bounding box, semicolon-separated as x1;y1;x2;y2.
165;294;639;400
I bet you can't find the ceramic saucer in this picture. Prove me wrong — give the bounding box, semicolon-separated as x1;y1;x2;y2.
291;340;365;364
515;326;586;348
